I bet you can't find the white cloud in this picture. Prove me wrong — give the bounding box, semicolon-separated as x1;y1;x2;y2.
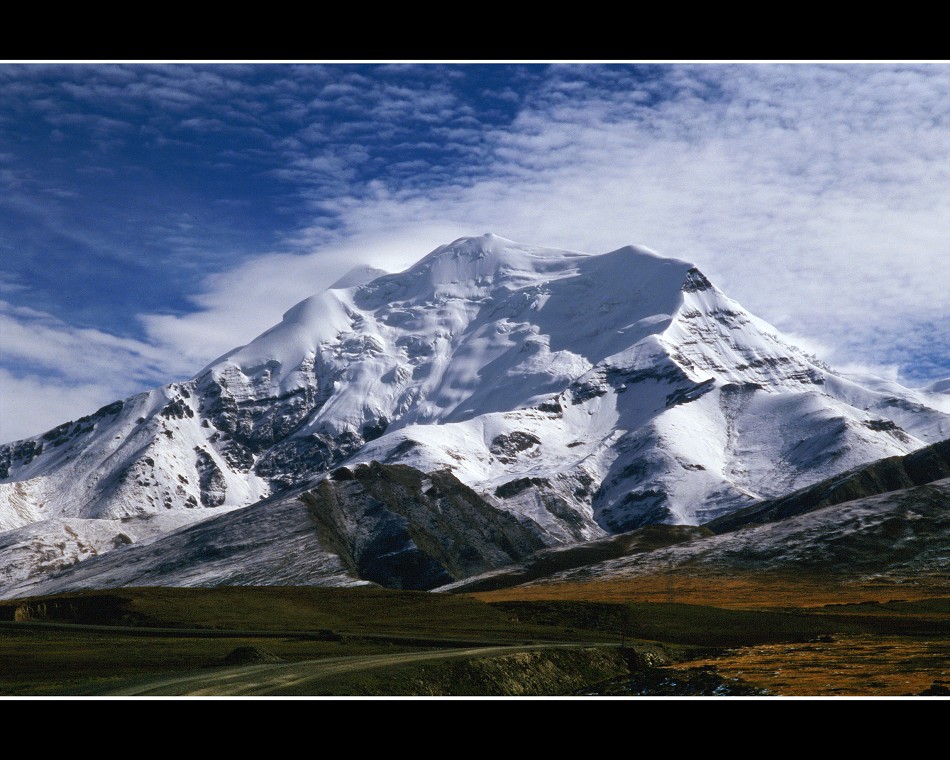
833;361;903;383
0;369;128;445
0;226;470;444
0;301;174;384
0;300;185;443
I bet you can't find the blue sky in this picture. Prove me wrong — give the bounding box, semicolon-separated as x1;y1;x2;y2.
1;63;948;443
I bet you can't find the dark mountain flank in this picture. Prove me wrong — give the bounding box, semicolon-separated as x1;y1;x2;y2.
706;438;950;534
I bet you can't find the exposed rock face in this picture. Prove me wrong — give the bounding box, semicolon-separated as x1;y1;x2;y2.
303;463;548;590
439;523;713;595
489;432;541;463
195;448;227;508
506;476;950;586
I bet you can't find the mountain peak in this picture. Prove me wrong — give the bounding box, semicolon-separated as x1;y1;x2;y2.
383;235;705;305
444;232;513;252
682;267;714;292
395;234;587;292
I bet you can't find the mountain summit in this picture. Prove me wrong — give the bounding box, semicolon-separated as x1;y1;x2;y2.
1;235;947;595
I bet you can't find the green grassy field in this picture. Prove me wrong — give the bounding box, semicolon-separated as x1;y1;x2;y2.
0;586;612;695
2;585;610;642
0;626;372;695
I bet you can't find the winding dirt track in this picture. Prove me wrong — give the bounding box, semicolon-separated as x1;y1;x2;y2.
103;643;589;696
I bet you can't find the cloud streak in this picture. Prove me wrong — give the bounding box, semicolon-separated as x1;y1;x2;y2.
0;301;174;384
0;301;180;443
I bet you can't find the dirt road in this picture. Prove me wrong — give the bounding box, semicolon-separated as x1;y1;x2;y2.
102;643;590;696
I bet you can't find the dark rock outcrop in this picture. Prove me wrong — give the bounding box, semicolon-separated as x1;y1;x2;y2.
302;462;547;590
444;523;712;594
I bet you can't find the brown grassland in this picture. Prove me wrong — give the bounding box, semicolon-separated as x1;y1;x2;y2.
680;634;950;697
472;572;950;696
470;571;950;608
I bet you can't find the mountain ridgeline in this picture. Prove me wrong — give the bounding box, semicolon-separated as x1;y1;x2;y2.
706;438;950;534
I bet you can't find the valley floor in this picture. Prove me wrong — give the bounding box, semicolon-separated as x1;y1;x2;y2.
0;583;947;697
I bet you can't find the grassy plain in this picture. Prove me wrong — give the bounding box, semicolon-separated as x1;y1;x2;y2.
1;581;947;696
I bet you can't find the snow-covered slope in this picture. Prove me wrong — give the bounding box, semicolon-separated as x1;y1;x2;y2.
0;513;202;593
1;462;548;599
1;234;948;594
705;437;950;534
0;493;361;600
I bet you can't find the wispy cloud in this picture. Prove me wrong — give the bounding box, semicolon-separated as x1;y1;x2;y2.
0;301;180;442
0;368;128;446
0;301;174;384
292;64;950;383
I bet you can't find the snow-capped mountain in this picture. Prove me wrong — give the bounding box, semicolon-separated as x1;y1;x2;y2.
1;234;948;593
